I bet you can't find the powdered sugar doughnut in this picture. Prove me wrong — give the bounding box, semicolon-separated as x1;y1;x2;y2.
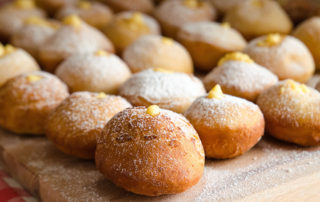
56;1;113;30
203;52;278;102
122;35;193;73
244;34;315;83
39;15;115;73
45;92;131;159
154;0;216;38
0;44;40;87
104;0;154;14
185;85;265;159
55;50;131;94
104;11;160;53
119;69;206;113
0;71;69;135
176;21;247;71
95;105;204;196
257;79;320;146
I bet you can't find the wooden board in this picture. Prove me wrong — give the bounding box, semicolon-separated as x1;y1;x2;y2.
1;128;320;201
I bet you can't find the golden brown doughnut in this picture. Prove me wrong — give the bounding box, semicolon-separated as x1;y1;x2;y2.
0;44;40;87
122;35;193;73
11;16;60;59
176;21;247;71
104;11;160;53
293;17;320;70
185;85;265;159
224;0;292;39
0;71;69;135
39;15;114;73
154;0;216;38
55;50;131;94
119;68;206;113
244;33;315;83
257;79;320;146
45;92;132;159
95;105;205;196
104;0;154;14
0;0;46;41
36;0;77;15
203;52;278;102
56;1;113;30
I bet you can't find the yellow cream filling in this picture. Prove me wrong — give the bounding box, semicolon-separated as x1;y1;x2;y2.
183;0;203;8
257;33;284;47
218;52;254;66
63;15;82;28
96;92;107;98
146;105;160;116
27;74;42;83
208;85;224;100
14;0;35;9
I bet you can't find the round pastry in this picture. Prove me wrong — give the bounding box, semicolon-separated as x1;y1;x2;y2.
56;0;113;30
0;0;46;41
104;0;154;14
104;11;160;53
176;21;247;71
293;17;320;70
224;0;292;39
154;0;216;38
257;79;320;146
55;50;131;94
122;35;193;73
203;52;278;102
36;0;77;15
244;33;315;83
185;85;265;159
0;44;40;87
119;68;206;113
11;16;60;59
45;92;131;159
0;71;69;135
39;15;114;73
95;105;205;196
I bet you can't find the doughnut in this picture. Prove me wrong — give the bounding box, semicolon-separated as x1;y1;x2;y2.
154;0;216;38
104;0;154;14
244;33;315;83
36;0;77;15
45;92;131;159
55;50;131;94
122;35;193;73
185;85;265;159
176;21;247;71
104;11;160;53
95;105;205;196
0;44;40;87
203;52;278;102
56;1;113;30
257;79;320;146
0;71;69;135
119;68;206;113
11;16;60;59
293;17;320;70
224;0;292;39
39;15;115;73
0;0;46;41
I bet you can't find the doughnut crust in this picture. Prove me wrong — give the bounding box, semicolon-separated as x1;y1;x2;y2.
257;80;320;146
55;51;131;94
244;34;315;83
185;92;265;159
203;60;278;102
176;21;247;71
0;46;40;87
39;15;115;73
122;35;193;73
104;11;160;53
119;69;206;113
104;0;154;14
45;92;132;159
0;71;69;135
154;0;216;38
95;106;205;196
293;17;320;70
224;0;292;39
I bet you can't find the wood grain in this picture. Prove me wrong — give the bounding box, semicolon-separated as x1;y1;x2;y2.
0;129;320;201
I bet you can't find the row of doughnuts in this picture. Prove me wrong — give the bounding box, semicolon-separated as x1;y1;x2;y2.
0;0;320;197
